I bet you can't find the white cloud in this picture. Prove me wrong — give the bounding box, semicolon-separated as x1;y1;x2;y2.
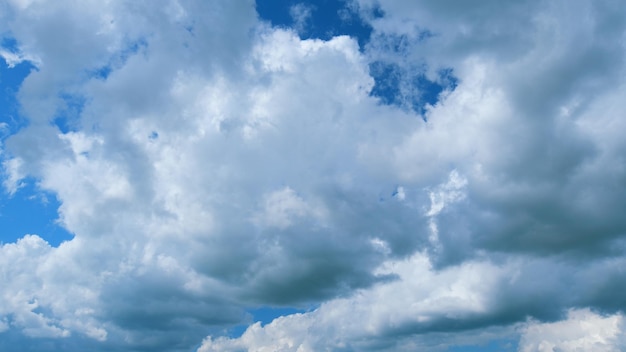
0;235;103;340
519;309;626;352
0;49;24;68
2;157;26;195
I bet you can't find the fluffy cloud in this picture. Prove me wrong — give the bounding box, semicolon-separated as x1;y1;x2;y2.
519;309;626;352
1;0;626;351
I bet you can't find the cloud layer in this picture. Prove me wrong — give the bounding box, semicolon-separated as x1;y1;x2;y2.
1;0;626;351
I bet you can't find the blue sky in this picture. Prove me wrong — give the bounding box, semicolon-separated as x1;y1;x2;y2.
2;0;626;351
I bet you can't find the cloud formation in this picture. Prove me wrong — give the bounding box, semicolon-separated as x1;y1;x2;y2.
1;0;626;351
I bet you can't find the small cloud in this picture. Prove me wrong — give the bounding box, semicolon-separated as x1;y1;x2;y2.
0;49;24;68
2;157;26;196
289;3;314;34
0;47;40;68
425;170;467;217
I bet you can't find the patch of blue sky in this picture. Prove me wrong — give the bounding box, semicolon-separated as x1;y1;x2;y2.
0;55;33;137
256;0;378;48
86;38;148;81
52;93;87;133
366;31;458;119
0;178;73;246
369;62;459;119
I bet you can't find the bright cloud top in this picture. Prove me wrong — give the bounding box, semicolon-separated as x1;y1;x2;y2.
1;0;626;351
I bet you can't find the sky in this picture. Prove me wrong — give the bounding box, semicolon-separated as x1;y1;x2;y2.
1;0;626;351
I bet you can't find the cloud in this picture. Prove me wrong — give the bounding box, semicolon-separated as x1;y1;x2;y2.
198;252;626;351
198;252;510;352
289;3;314;34
519;309;626;352
0;49;27;68
1;0;626;351
2;1;418;347
1;156;26;195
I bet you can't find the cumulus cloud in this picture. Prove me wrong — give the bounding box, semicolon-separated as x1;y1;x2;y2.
519;309;626;352
0;0;625;351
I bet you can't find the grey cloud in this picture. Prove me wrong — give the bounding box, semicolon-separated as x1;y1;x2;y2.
361;0;626;260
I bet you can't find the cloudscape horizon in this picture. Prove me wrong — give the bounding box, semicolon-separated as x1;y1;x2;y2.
2;1;626;351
